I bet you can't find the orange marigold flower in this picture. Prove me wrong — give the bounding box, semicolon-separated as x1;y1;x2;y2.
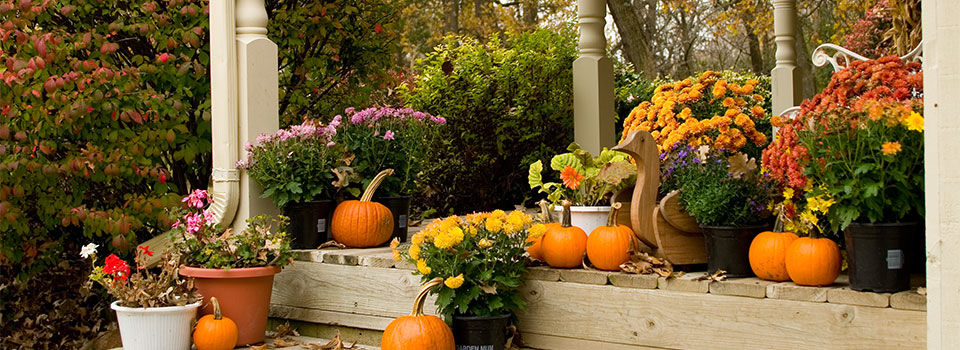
722;97;735;107
750;105;765;117
560;166;584;190
881;141;902;155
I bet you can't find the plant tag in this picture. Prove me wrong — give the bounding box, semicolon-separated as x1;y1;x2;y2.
887;249;904;270
317;219;326;233
399;215;407;228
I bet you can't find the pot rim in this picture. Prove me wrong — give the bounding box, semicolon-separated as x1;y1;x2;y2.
110;300;201;313
700;223;772;230
179;265;281;278
452;313;512;321
846;221;921;228
553;206;611;212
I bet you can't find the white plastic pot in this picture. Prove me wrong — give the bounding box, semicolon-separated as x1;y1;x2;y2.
111;301;201;350
554;205;611;236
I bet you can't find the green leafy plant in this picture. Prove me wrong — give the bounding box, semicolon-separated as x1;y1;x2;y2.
333;107;445;198
238;120;343;208
527;143;635;206
667;145;776;227
391;211;546;318
168;190;294;269
400;27;577;214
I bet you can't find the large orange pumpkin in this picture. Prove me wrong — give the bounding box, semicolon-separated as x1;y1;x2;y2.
193;297;239;350
381;278;455;350
784;236;841;286
331;169;395;247
540;201;587;268
586;202;634;271
748;231;799;281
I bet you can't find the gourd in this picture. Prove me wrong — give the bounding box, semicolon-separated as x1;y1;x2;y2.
381;278;455;350
193;297;239;350
748;231;799;282
540;200;587;268
331;169;395;248
586;202;634;271
784;236;841;286
527;200;555;261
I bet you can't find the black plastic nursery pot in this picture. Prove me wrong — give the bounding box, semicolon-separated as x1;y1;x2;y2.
374;196;411;243
702;224;770;278
844;222;919;293
283;200;335;249
451;313;511;350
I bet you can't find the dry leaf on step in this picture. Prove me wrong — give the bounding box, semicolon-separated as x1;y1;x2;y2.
317;240;347;249
694;270;727;282
249;345;268;350
273;337;303;347
619;251;679;278
272;322;299;338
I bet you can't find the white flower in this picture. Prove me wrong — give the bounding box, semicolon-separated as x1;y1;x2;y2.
80;243;98;259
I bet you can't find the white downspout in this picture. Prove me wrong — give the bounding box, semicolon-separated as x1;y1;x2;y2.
209;0;240;226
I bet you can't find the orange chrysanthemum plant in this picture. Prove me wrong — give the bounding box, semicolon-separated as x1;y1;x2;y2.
621;71;772;157
762;56;924;233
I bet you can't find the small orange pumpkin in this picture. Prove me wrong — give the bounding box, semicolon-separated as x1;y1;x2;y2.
381;277;455;350
785;236;841;286
586;202;634;271
193;297;238;350
748;231;799;281
331;169;395;247
527;200;555;261
540;200;587;268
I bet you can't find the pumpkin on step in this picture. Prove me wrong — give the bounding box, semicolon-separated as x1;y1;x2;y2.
540;201;587;268
381;278;455;350
586;202;634;271
749;231;799;282
785;236;841;286
331;169;395;247
527;200;556;261
193;297;238;350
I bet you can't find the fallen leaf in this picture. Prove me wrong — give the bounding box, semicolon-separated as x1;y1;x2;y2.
619;251;679;278
318;240;347;249
480;284;497;295
272;322;299;338
307;331;362;349
249;345;268;350
694;270;727;282
273;337;302;347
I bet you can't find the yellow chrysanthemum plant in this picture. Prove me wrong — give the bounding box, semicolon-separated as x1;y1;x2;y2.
620;71;772;157
391;210;546;318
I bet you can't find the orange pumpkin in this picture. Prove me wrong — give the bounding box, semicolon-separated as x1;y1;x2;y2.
193;297;238;350
586;202;634;271
331;169;395;247
381;278;455;350
784;236;841;286
540;201;587;268
527;200;555;261
748;231;799;281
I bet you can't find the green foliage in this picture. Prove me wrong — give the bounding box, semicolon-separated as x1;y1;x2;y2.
528;143;635;206
240;120;342;208
269;0;404;125
0;0;210;275
401;27;577;214
614;66;658;137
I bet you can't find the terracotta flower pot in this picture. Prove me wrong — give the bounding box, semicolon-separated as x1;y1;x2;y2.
179;265;281;346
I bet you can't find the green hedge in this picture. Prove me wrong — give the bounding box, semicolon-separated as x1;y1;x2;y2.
401;28;577;215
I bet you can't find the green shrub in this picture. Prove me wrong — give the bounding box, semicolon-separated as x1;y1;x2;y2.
400;28;577;214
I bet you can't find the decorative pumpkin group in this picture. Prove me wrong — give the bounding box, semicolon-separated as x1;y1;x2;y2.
331;169;395;248
193;297;239;350
381;278;455;350
528;201;633;271
749;231;841;286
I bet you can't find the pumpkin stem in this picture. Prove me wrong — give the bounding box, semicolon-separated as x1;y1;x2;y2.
210;297;222;320
561;200;572;228
537;199;553;223
607;202;622;227
412;277;444;317
360;169;394;202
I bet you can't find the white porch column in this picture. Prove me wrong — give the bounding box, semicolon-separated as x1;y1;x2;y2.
771;0;802;116
233;0;280;230
924;1;960;348
573;0;615;154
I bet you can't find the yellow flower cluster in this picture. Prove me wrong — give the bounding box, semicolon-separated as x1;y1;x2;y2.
621;71;768;153
445;274;465;289
778;182;835;235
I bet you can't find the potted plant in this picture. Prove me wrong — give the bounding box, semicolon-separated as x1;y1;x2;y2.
391;210;546;350
665;145;777;277
335;106;445;242
238;119;343;248
169;189;296;345
528;142;636;234
763;56;924;292
82;243;201;350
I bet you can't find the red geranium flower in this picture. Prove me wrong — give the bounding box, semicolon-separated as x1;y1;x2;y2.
138;245;154;257
103;254;130;282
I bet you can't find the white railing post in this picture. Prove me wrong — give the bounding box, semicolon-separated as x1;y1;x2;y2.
233;0;280;230
771;0;802;117
573;0;615;154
